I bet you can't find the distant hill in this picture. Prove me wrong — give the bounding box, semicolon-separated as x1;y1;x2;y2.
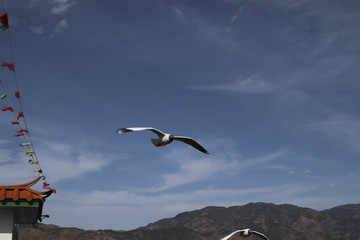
17;202;360;240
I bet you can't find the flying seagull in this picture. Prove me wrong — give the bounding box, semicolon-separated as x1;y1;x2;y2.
116;127;209;154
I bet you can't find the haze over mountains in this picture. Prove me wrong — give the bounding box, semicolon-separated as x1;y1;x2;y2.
18;202;360;240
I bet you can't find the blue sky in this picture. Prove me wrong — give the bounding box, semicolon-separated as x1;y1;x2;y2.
0;0;359;230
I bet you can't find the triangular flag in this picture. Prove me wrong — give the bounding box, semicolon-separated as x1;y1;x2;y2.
1;106;13;112
0;93;6;99
17;111;24;120
26;150;35;156
18;129;28;133
1;62;15;72
11;121;19;125
14;133;24;137
43;182;51;190
15;91;20;98
20;143;32;147
0;13;9;33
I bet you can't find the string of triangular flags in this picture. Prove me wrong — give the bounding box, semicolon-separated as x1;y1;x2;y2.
0;7;53;191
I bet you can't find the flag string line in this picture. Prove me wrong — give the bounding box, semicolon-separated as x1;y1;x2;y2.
0;1;49;186
0;78;42;173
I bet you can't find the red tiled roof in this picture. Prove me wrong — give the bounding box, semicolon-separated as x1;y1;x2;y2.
0;177;56;203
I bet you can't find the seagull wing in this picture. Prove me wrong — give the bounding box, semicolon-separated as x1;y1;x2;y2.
173;136;209;154
116;127;165;137
251;231;270;240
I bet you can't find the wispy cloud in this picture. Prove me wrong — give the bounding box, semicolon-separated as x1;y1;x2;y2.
0;146;38;184
171;6;185;19
273;0;309;9
309;113;360;153
195;18;236;49
0;139;11;144
50;0;76;15
50;19;69;37
54;19;69;33
171;5;237;49
240;148;292;168
0;148;15;163
36;139;126;183
0;114;126;185
149;152;238;192
230;4;248;25
0;138;121;186
29;25;45;34
190;74;279;94
135;145;291;192
48;182;335;230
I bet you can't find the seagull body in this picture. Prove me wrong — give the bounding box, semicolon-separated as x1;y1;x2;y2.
117;127;209;154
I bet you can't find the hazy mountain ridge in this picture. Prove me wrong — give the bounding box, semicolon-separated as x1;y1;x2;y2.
18;202;360;240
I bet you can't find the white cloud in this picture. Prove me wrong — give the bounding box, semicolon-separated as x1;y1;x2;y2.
35;140;126;183
54;19;69;33
230;5;248;25
155;154;237;192
191;74;279;94
195;19;236;48
50;0;76;15
0;139;11;144
0;140;119;188
49;19;69;37
131;146;238;192
309;113;360;153
171;6;237;49
245;148;291;165
46;183;329;230
0;148;14;163
134;146;291;192
0;163;35;185
272;0;315;10
171;6;185;19
29;25;44;34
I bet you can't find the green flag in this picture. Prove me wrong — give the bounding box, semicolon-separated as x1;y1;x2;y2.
20;143;32;147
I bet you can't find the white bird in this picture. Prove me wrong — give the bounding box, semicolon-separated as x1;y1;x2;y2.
116;127;209;154
220;229;270;240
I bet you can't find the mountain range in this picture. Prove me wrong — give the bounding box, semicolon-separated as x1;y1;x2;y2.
17;202;360;240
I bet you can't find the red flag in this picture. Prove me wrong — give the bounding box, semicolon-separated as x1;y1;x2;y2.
43;182;51;190
11;121;20;125
18;129;28;133
1;106;13;112
15;91;20;98
0;13;9;33
14;133;24;137
1;62;15;72
17;111;24;120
